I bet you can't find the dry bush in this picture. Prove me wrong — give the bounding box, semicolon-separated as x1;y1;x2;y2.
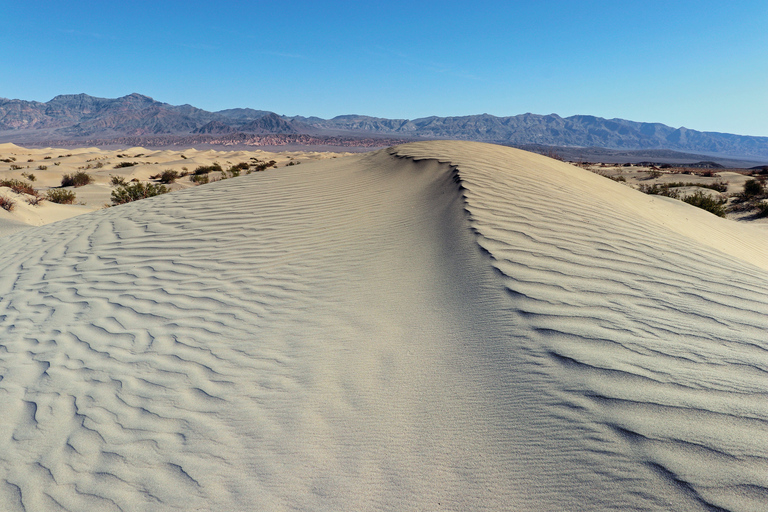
61;171;93;188
0;196;15;211
46;189;77;204
0;179;37;196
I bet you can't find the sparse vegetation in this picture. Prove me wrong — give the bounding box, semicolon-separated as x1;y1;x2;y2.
46;189;77;204
190;174;209;184
158;169;179;183
110;175;128;186
43;156;52;160
37;165;47;170
61;171;93;188
10;164;23;170
0;179;37;196
27;195;44;206
193;163;223;175
682;191;727;217
742;178;765;198
249;159;277;172
111;182;169;205
21;172;36;182
0;196;15;211
114;161;138;168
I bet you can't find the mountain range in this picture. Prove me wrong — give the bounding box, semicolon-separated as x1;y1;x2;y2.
1;93;767;159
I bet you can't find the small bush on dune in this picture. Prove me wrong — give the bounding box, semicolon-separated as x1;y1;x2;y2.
0;196;15;211
114;161;138;169
190;174;209;184
46;189;77;204
111;182;169;205
193;164;223;175
61;171;93;188
743;178;765;198
0;179;37;196
21;172;36;182
682;191;727;217
158;169;179;183
110;175;127;186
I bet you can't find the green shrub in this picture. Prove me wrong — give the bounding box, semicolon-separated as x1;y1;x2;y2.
743;179;765;198
114;161;138;168
193;164;223;175
638;183;680;198
158;169;179;183
0;196;15;211
21;172;36;182
682;191;727;217
46;189;76;204
756;202;768;218
190;174;209;184
111;182;169;205
37;165;47;170
110;175;127;186
61;171;93;188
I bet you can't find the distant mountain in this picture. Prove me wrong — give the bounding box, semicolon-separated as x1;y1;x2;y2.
1;93;767;159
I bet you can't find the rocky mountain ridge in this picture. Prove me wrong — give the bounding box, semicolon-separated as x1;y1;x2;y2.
1;93;766;158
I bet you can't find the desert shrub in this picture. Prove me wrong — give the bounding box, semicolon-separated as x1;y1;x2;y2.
61;171;93;187
27;195;44;206
0;196;15;211
53;161;60;166
10;164;23;170
743;179;765;198
638;183;680;198
114;161;138;168
37;165;47;170
111;182;169;205
110;175;127;186
180;154;187;159
21;172;36;182
46;189;76;204
193;164;223;175
647;169;662;178
190;174;209;184
682;191;727;217
661;181;729;193
756;202;768;218
0;158;11;163
27;159;34;162
249;159;277;172
94;161;104;169
158;169;179;183
0;179;37;195
43;156;52;160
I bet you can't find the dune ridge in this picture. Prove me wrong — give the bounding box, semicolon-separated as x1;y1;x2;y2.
0;141;765;511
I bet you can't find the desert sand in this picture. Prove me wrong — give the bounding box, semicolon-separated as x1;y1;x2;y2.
0;140;766;511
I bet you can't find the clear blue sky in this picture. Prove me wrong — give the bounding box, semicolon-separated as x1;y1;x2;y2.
4;1;767;136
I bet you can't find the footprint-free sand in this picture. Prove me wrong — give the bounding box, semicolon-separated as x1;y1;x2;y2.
0;141;766;511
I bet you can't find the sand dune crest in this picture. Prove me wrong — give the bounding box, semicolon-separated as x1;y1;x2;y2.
0;141;765;511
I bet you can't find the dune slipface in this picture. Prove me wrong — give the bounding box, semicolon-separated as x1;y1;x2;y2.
0;141;765;511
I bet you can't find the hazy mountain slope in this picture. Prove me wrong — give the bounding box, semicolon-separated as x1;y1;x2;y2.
1;93;767;158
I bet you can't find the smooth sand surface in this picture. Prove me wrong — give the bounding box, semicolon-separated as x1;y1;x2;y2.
0;141;766;511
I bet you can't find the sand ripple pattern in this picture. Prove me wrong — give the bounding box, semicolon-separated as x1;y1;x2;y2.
395;141;768;512
0;142;766;511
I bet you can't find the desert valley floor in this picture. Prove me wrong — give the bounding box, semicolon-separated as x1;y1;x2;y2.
0;141;766;511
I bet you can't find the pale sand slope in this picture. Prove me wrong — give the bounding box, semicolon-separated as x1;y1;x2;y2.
0;140;765;511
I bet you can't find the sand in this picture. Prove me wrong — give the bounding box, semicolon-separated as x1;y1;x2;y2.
0;140;765;511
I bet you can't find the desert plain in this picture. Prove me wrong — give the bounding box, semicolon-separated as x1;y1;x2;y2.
0;140;766;511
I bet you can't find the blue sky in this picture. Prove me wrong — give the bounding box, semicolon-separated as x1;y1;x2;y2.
4;1;767;136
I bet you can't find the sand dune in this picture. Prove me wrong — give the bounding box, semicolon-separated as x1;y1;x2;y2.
0;141;765;511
